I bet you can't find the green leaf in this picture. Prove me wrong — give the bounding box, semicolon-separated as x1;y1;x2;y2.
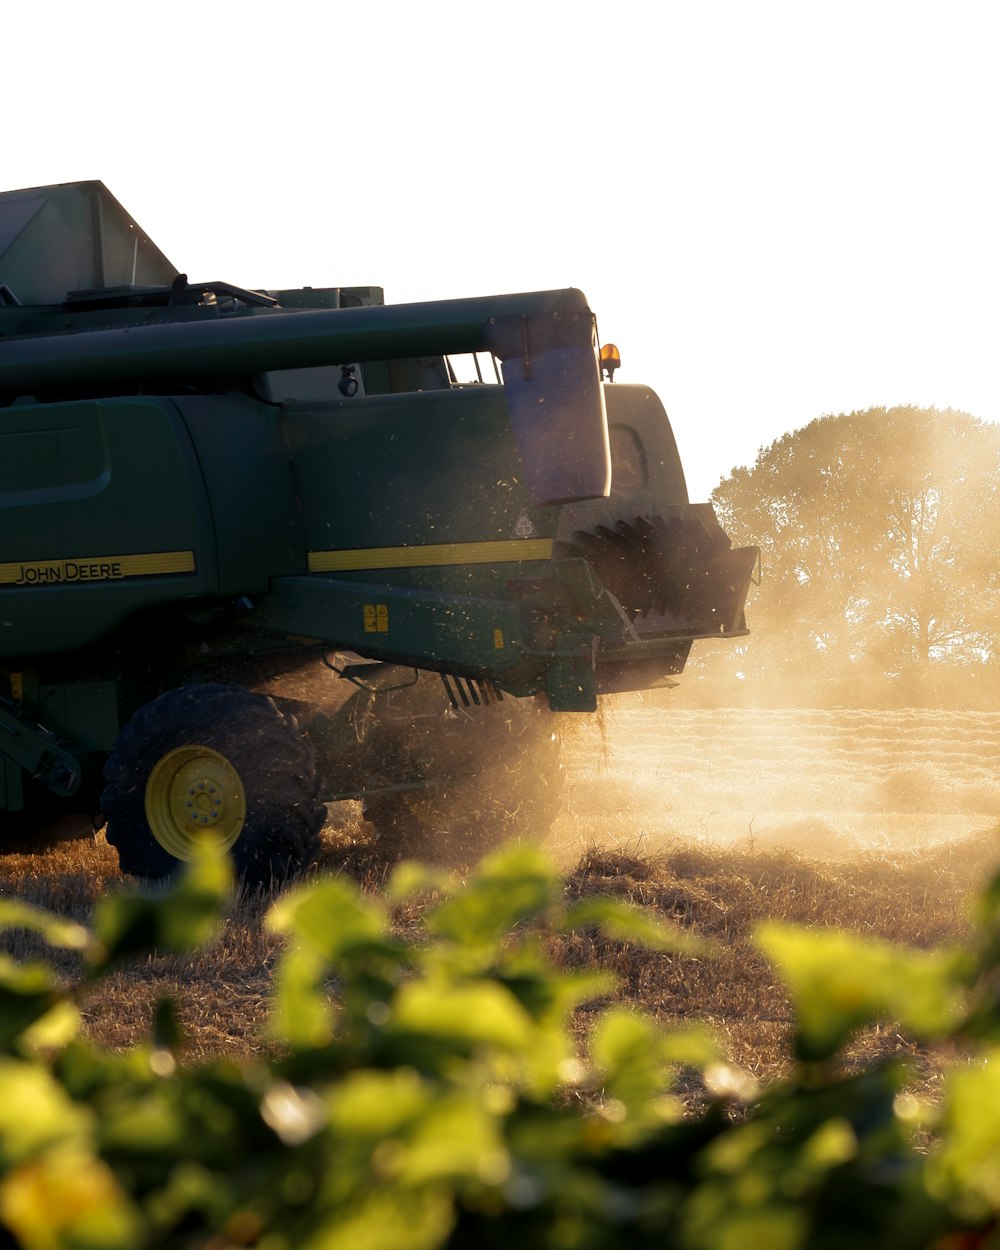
19;1001;81;1056
97;1086;191;1155
927;1042;1000;1219
426;845;560;948
267;878;402;1047
299;1189;452;1250
267;946;334;1049
756;921;966;1060
390;979;535;1054
590;1009;719;1117
267;877;389;962
565;896;711;955
138;1159;233;1239
0;899;91;953
0;956;62;1051
495;954;616;1027
590;1008;666;1111
660;1022;722;1070
389;1094;505;1189
684;1191;807;1250
0;1058;93;1167
386;861;454;904
325;1068;432;1140
972;867;1000;971
0;1145;144;1250
322;1070;507;1193
90;852;231;970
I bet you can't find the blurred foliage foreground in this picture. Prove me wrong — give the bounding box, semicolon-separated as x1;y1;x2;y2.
1;847;1000;1250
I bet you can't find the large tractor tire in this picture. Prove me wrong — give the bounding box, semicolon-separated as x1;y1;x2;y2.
356;679;564;867
101;683;326;885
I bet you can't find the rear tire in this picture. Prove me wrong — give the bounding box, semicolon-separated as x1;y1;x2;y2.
101;684;325;885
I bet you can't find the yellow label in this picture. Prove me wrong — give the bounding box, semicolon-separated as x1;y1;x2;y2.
363;604;389;633
309;538;553;573
0;551;196;587
493;629;504;649
9;672;22;700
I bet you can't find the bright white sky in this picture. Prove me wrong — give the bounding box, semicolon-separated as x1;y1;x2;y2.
6;1;998;500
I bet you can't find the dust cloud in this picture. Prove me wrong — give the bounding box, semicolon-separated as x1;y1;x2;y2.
558;407;1000;868
545;692;1000;867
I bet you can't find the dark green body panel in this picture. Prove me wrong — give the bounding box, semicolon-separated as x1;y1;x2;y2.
245;382;734;709
175;395;306;588
0;380;737;686
282;385;554;570
0;398;217;655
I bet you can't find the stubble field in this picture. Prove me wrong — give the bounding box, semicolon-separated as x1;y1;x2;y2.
2;701;998;1081
552;702;1000;862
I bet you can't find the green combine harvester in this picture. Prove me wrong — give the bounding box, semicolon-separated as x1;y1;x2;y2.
0;180;756;881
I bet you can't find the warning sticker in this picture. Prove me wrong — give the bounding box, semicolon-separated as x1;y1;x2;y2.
512;511;537;539
363;604;389;633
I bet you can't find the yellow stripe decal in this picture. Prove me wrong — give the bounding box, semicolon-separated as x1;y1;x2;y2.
0;550;196;587
309;538;554;573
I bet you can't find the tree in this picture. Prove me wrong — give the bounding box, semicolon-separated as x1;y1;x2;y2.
709;407;1000;693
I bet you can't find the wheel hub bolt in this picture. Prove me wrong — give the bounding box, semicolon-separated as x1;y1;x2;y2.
185;781;223;826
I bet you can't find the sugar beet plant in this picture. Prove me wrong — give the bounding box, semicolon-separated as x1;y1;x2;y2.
0;845;998;1250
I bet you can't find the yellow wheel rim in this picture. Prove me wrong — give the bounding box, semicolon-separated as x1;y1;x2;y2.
145;744;246;861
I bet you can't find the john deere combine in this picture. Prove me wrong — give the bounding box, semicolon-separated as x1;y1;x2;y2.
0;180;755;880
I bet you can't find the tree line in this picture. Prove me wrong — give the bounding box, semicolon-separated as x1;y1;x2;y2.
700;406;1000;704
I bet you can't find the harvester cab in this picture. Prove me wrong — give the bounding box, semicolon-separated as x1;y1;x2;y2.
0;180;757;879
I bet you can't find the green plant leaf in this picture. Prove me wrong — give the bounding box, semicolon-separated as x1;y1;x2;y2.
756;921;966;1060
972;867;1000;974
0;1145;144;1250
389;979;535;1055
590;1008;666;1111
0;957;62;1051
19;1001;81;1056
927;1042;1000;1220
0;899;91;953
267;878;403;1048
590;1009;719;1119
267;877;390;962
425;845;560;948
267;946;334;1049
565;895;711;955
97;1085;191;1155
299;1189;453;1250
386;862;454;904
0;1059;93;1167
89;852;231;971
